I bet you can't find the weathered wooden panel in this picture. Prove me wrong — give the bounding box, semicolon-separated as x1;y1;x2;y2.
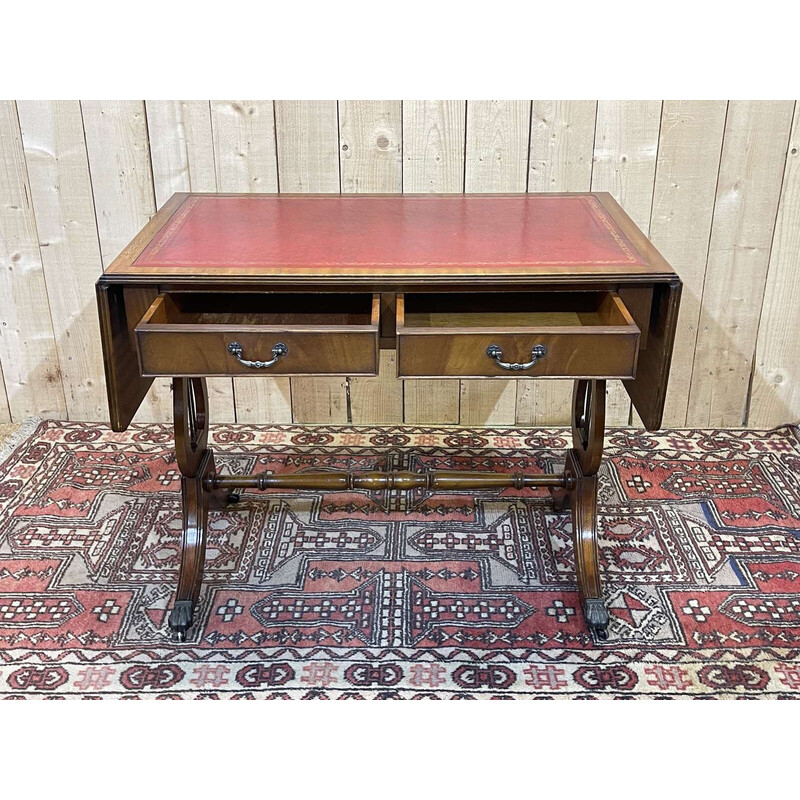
401;100;465;424
592;101;661;425
274;100;339;193
687;101;795;427
650;101;727;427
341;101;404;424
16;100;108;421
460;100;530;425
518;100;597;426
350;350;404;424
748;102;800;427
146;101;217;207
211;100;279;194
403;100;466;193
275;101;345;422
1;99;798;429
528;100;596;193
208;101;282;423
82;100;173;423
0;101;66;421
0;102;67;422
339;100;402;194
146;100;235;422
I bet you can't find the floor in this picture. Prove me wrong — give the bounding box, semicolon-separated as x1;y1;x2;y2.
0;418;798;698
0;423;20;445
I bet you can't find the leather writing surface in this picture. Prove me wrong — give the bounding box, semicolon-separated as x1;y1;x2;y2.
132;194;649;277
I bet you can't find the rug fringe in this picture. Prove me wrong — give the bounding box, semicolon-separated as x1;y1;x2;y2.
0;417;42;467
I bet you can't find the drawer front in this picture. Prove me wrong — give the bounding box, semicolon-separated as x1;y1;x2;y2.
135;293;379;377
398;331;638;378
396;291;640;379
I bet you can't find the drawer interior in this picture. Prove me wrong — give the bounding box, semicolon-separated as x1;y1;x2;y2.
142;293;379;328
399;292;635;330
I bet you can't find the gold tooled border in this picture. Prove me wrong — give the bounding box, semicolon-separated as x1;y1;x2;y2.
138;196;201;260
133;194;644;268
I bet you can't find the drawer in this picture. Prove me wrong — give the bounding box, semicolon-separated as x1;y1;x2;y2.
396;291;640;379
135;293;380;377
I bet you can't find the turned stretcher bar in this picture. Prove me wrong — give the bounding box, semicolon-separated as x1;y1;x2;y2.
205;470;570;492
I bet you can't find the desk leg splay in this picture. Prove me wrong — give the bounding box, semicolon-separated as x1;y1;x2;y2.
166;376;610;641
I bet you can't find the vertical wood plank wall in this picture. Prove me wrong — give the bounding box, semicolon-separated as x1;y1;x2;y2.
0;100;797;429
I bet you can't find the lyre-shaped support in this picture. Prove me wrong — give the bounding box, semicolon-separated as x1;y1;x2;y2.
166;375;610;641
551;379;609;639
168;378;228;642
174;377;208;478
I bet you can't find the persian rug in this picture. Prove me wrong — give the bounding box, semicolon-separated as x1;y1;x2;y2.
1;419;799;699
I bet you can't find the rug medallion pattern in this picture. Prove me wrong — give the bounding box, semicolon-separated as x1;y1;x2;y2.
1;421;799;698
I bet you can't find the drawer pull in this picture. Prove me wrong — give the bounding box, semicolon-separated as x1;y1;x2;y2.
486;343;547;371
227;341;288;369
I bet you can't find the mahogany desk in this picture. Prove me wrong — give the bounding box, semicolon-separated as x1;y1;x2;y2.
96;193;681;641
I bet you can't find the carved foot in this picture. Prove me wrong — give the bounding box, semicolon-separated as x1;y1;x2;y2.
583;598;609;640
168;600;194;642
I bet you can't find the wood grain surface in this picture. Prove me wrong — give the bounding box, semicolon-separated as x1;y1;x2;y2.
0;100;797;428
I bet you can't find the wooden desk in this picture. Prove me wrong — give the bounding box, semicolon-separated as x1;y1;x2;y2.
96;193;681;641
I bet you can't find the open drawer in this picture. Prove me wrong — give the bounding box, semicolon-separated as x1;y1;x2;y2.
135;292;380;377
396;291;640;379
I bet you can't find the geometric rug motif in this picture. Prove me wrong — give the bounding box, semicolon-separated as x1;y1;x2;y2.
0;419;799;698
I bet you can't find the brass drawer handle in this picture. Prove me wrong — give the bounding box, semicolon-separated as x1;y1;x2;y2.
227;341;288;369
486;343;547;371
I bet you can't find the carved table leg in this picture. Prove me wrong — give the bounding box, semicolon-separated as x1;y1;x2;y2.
169;449;217;641
168;378;228;642
554;379;609;639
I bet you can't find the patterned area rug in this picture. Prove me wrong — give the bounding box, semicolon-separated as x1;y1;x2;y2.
1;419;799;699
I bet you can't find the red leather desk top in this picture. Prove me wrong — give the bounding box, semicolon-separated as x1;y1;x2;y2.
108;193;673;280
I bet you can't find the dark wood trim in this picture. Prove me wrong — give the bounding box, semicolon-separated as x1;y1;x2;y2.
94;192;681;640
206;470;567;492
617;284;654;350
105;191;677;282
106;193;188;274
595;192;674;276
624;280;683;430
96;282;156;431
173;377;209;478
551;378;610;639
99;271;676;287
572;379;606;475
